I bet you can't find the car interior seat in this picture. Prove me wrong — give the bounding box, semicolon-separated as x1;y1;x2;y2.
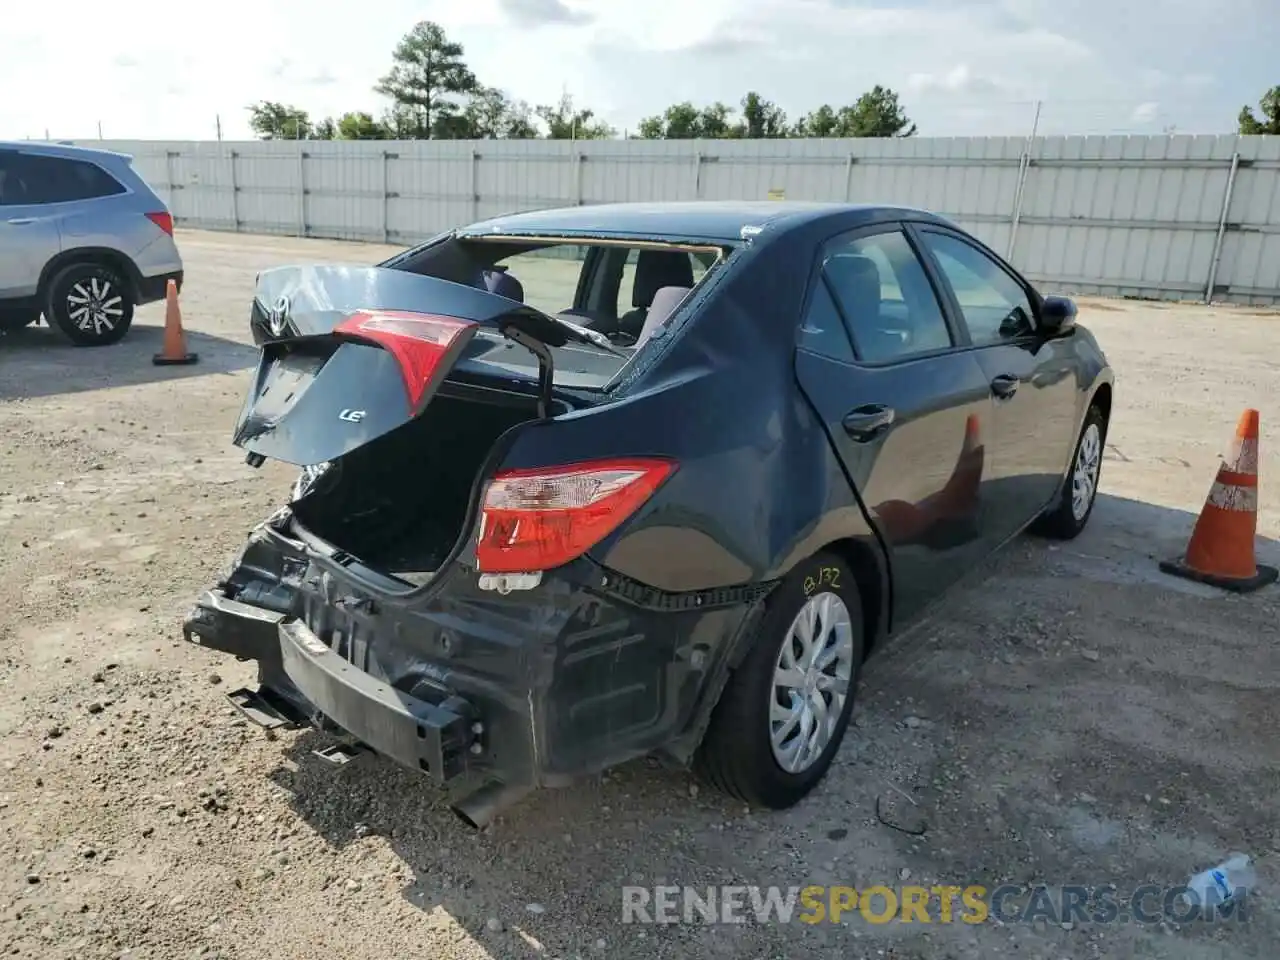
823;254;903;362
617;251;695;339
633;286;692;349
482;268;525;303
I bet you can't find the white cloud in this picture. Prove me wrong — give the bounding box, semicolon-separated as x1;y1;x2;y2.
1130;102;1160;124
0;0;1260;141
907;65;1008;97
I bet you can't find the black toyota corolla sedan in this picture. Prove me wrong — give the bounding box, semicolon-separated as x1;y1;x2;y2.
184;201;1114;827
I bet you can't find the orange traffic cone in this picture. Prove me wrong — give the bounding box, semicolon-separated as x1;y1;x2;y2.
152;279;198;366
1160;408;1277;593
932;414;985;519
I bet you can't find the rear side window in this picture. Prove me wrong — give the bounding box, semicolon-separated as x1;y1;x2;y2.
798;280;856;362
4;154;127;205
819;228;953;363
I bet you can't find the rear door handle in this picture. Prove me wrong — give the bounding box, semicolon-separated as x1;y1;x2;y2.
990;374;1019;400
842;404;895;442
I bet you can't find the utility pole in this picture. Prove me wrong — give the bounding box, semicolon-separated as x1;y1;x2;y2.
97;121;103;139
216;114;223;141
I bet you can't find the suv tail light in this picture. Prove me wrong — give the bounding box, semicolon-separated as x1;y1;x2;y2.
334;310;474;409
145;211;174;236
476;458;676;573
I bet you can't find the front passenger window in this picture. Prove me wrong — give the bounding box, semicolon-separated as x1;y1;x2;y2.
920;231;1036;345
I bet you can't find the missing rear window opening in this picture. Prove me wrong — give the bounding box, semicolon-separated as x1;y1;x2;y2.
391;235;729;360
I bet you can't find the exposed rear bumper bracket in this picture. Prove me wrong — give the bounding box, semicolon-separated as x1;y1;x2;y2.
278;619;475;784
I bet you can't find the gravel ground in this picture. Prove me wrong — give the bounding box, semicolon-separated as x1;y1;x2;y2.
2;230;1279;960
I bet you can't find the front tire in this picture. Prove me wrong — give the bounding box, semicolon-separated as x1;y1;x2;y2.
45;262;135;347
695;552;864;809
1031;404;1106;540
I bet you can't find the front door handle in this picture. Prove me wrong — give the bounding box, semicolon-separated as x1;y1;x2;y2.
842;404;895;442
990;374;1019;400
5;218;35;225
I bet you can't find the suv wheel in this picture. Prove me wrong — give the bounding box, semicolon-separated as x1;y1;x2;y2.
695;551;864;809
45;262;135;347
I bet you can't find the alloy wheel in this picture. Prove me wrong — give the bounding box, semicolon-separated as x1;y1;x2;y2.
67;276;125;336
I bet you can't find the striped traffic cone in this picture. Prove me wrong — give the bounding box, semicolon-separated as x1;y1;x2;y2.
1159;409;1277;593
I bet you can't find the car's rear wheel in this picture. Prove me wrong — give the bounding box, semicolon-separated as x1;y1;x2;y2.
1030;404;1106;540
45;262;134;347
695;552;864;809
0;309;39;331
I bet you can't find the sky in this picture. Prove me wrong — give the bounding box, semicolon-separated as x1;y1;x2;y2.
1;0;1276;141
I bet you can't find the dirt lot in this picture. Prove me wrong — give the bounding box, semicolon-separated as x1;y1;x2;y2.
2;230;1279;960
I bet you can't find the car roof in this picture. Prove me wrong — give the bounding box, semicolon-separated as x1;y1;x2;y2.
459;201;951;243
0;140;132;164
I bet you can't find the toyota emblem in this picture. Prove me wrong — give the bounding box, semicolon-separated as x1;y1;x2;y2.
265;295;291;337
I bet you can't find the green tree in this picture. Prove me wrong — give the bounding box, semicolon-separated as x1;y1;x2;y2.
337;111;389;139
698;102;735;138
638;101;736;139
536;93;615;139
246;101;312;139
374;21;477;139
735;92;788;138
838;85;916;137
793;104;839;137
503;99;540;139
1239;86;1280;134
311;117;337;140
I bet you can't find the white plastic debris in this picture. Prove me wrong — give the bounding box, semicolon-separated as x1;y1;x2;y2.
1186;853;1256;909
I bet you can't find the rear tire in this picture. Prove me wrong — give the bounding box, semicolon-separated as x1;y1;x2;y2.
45;262;135;347
1030;404;1106;540
695;552;864;809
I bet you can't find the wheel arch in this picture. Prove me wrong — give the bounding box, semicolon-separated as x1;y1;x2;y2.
1090;380;1113;431
663;531;891;767
38;247;142;303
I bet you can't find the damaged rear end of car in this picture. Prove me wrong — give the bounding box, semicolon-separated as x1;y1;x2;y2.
183;255;765;828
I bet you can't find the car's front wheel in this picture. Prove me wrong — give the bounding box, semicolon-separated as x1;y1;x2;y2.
1031;404;1106;539
45;262;135;347
695;552;864;809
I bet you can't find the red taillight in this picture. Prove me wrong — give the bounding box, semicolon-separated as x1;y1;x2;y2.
334;310;474;409
475;458;676;573
145;211;174;236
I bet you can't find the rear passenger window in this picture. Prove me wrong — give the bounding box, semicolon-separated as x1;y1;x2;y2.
9;155;126;205
798;280;855;361
820;229;953;363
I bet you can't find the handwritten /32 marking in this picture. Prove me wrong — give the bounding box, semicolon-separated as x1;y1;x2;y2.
803;566;842;596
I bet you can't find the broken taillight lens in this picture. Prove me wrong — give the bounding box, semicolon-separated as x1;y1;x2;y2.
334;310;474;410
475;458;677;573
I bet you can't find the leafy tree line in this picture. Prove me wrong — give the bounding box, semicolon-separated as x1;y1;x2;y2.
247;20;916;141
1239;86;1280;135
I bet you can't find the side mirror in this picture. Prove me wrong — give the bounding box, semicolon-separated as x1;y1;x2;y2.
1039;296;1077;333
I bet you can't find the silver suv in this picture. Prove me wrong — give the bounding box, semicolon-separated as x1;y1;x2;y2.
0;141;184;346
